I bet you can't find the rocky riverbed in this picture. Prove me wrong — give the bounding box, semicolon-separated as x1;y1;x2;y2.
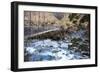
24;38;89;62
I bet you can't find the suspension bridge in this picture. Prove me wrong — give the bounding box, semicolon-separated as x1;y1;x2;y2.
24;27;61;40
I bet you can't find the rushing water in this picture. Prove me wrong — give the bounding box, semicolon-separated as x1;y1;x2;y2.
24;38;89;62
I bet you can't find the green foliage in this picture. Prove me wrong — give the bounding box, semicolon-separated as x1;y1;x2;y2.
68;13;77;21
72;20;77;24
71;38;82;44
75;15;80;19
80;14;90;23
69;37;90;56
70;38;82;49
78;24;85;30
79;44;89;51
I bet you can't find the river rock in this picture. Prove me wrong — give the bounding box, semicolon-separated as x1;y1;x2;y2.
26;47;36;54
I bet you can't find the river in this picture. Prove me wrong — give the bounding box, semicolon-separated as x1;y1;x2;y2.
24;37;89;62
